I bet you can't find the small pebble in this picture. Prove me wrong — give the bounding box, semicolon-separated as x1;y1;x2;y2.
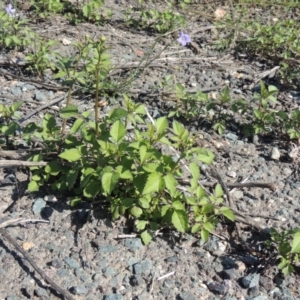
271;147;280;160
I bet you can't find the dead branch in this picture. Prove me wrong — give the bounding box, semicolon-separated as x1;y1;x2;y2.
0;227;75;300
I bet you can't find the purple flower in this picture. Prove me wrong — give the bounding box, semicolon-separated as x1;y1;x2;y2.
177;31;191;46
5;4;15;17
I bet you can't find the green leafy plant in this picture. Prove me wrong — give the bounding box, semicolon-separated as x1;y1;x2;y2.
25;35;58;78
125;7;186;33
0;101;23;148
267;228;300;275
66;0;110;25
30;0;64;19
25;93;234;244
0;11;33;49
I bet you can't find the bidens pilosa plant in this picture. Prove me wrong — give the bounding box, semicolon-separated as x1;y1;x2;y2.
25;93;234;245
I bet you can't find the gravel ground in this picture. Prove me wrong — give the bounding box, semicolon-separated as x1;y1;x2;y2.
0;1;300;299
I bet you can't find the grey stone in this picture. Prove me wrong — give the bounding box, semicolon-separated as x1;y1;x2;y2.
252;135;259;145
165;256;178;263
75;268;88;282
226;133;238;141
6;296;19;300
110;274;122;286
35;91;46;101
247;296;268;300
92;273;101;281
56;269;69;277
133;259;152;275
97;258;108;268
242;273;260;288
32;198;46;216
283;167;292;176
51;259;63;269
71;284;88;295
34;287;48;297
248;286;260;297
98;244;117;253
207;282;228;295
103;295;123;300
127;257;138;271
221;257;237;269
64;257;80;269
131;274;144;286
11;87;22;96
177;291;196;300
178;292;196;300
232;190;244;199
102;266;117;278
259;276;274;290
271;147;280;160
223;268;239;280
124;238;143;251
24;84;35;90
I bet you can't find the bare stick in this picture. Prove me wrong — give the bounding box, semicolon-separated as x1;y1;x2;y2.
157;272;175;281
0;228;75;300
0;160;48;167
0;218;49;229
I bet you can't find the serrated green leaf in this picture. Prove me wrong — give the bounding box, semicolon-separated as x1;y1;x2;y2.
141;230;152;245
155;116;168;135
282;264;294;275
110;120;126;143
59;148;82;162
203;222;214;233
291;232;300;253
143;163;159;173
191;223;201;233
172;200;185;210
164;174;177;197
130;206;143;218
109;107;128;122
196;186;206;199
70;118;85;134
11;101;22;113
66;169;79;190
83;179;101;198
31;175;41;181
197;149;215;164
60;104;78;119
138;197;150;209
45;161;60;175
143;172;163;194
102;172;120;195
201;229;210;242
214;184;224;198
28;180;39;192
186;197;197;205
159;136;171;145
220;207;235;221
172;120;185;136
82;111;92;118
172;209;188;232
201;203;214;214
135;104;146;115
139;145;147;164
189;162;200;181
136;220;148;230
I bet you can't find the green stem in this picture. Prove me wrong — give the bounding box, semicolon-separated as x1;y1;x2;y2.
94;53;101;136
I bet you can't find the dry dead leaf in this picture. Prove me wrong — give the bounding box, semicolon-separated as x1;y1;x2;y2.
62;38;72;46
22;242;35;251
233;71;243;79
214;7;227;19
